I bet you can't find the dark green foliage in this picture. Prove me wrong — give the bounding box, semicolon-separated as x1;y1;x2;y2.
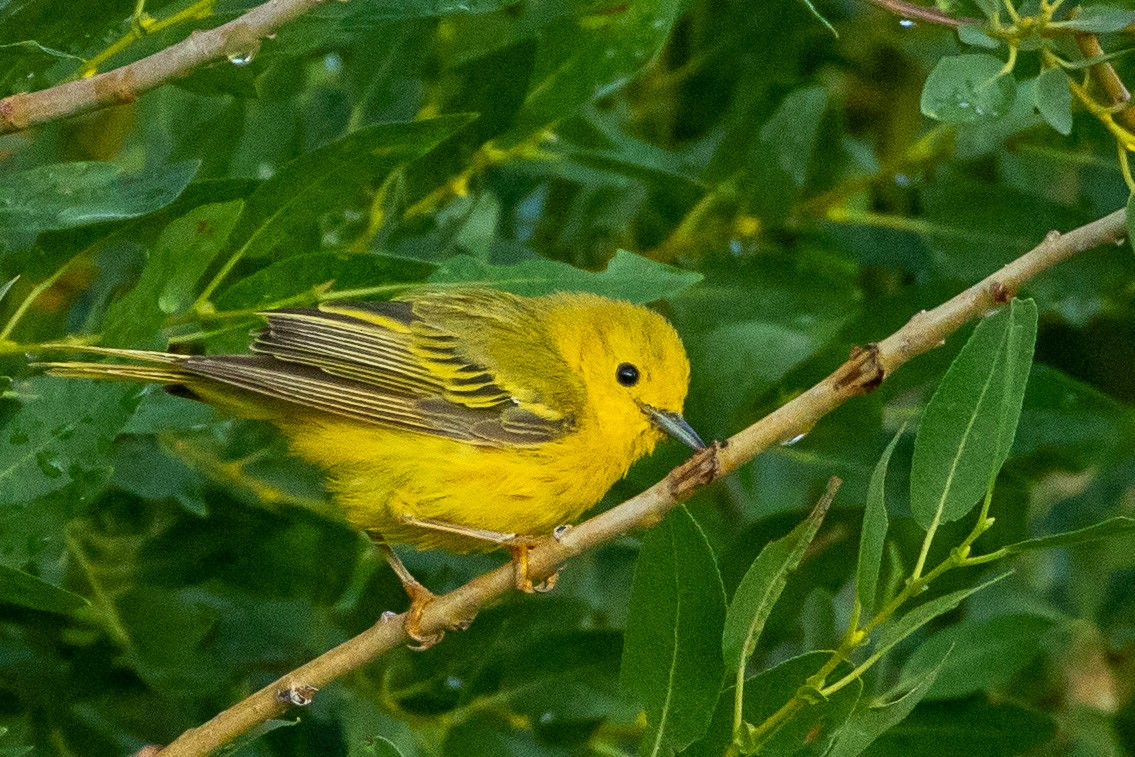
2;0;1135;755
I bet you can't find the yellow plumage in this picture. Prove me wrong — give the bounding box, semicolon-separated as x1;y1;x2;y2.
42;289;701;557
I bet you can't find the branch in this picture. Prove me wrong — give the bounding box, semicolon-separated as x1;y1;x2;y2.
0;0;325;135
155;207;1130;756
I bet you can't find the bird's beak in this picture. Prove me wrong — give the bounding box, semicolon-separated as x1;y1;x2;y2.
641;404;707;451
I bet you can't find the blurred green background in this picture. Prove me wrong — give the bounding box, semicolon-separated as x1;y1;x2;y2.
2;0;1135;754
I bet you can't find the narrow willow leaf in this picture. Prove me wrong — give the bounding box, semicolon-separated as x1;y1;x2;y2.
795;0;838;37
430;249;702;303
509;0;682;140
992;299;1038;472
856;430;902;615
360;736;404;756
214;719;296;757
759;87;827;188
871;573;1010;659
900;613;1055;699
957;23;1000;49
231;115;476;261
910;299;1038;529
157;201;244;315
622;507;726;756
1128;193;1135;256
102;201;243;347
1034;68;1073;136
971;0;999;18
1050;5;1135;33
825;647;952;757
216;252;434;311
0;161;198;256
0;378;137;506
1003;517;1135;553
0;564;87;614
0;276;17;305
722;486;833;680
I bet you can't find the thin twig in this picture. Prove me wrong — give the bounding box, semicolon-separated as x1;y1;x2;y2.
1074;33;1135;133
860;0;974;27
0;0;325;135
156;207;1129;756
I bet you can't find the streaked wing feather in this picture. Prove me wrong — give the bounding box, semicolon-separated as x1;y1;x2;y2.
192;299;571;446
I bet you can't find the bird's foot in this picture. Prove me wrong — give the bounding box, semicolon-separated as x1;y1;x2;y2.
507;536;560;593
402;581;444;651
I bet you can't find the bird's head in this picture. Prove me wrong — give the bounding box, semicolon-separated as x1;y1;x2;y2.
543;294;704;457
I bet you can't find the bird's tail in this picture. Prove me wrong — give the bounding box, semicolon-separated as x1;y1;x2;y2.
34;345;190;385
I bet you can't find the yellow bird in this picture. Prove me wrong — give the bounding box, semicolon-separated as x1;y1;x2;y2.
41;289;703;645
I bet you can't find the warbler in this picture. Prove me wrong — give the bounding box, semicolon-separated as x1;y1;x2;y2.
41;289;703;645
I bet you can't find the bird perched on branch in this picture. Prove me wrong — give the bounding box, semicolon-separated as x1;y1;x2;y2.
41;289;704;647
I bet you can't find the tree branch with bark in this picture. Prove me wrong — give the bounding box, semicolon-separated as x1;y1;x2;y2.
0;0;324;134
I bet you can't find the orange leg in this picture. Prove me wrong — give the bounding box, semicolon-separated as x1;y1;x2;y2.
400;515;560;594
375;541;444;650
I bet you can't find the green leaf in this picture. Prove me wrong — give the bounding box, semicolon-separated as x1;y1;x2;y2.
621;506;726;756
971;0;1000;18
1051;5;1135;33
229;115;476;261
1128;193;1135;256
1003;516;1135;553
910;299;1038;530
0;161;198;256
213;719;296;757
900;613;1056;699
1013;366;1135;470
359;736;404;756
0;725;33;757
0;378;137;506
429;249;702;303
99;201;242;347
215;252;434;312
856;429;902;615
920;54;1016;124
722;491;832;679
0;564;87;614
738;652;862;756
825;647;951;757
758;86;828;188
797;0;838;38
871;573;1011;660
1034;68;1073;136
509;0;683;140
0;39;84;62
992;299;1037;469
863;698;1055;755
0;276;17;304
957;23;1001;49
157;201;244;316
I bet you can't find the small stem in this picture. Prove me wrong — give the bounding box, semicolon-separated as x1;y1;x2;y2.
910;511;940;581
0;262;75;341
1000;44;1018;76
960;547;1009;566
65;526;132;649
191;240;251;314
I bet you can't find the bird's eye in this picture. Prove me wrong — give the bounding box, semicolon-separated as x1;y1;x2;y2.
616;363;640;387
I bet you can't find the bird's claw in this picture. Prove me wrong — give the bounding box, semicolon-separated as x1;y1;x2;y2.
401;583;444;651
507;537;560;594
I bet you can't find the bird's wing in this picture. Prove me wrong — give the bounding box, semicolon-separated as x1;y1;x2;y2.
181;296;579;447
